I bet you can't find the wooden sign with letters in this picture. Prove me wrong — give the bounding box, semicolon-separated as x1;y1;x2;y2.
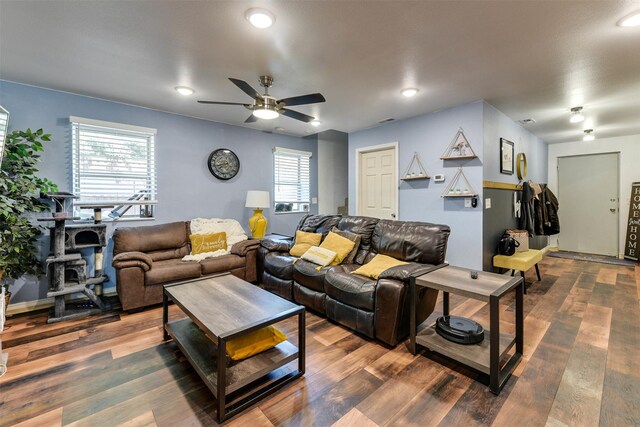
624;182;640;261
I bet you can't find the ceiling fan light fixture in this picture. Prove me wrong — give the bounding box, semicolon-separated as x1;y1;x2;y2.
617;10;640;27
175;86;194;96
401;88;419;98
245;8;275;29
570;106;585;123
583;129;595;141
310;120;321;127
253;107;279;120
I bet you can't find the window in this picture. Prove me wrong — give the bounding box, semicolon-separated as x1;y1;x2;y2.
70;116;157;221
273;147;311;213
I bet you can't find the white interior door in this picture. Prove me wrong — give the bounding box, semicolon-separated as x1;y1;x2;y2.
558;153;619;256
358;146;397;219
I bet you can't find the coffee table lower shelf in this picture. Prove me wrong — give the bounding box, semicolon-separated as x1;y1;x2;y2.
165;318;300;398
416;324;515;375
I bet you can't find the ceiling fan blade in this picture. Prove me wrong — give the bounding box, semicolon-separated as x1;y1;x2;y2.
278;93;326;107
281;109;315;123
229;78;263;100
197;101;251;106
244;114;258;123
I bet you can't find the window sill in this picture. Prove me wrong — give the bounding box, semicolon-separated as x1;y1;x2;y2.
73;217;155;224
274;211;309;215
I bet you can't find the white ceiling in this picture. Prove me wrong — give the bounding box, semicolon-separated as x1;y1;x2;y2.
1;1;639;143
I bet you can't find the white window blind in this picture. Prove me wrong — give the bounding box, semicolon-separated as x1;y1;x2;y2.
273;147;311;213
71;117;157;220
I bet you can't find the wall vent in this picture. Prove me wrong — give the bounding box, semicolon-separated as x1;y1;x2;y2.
378;118;395;124
518;118;536;125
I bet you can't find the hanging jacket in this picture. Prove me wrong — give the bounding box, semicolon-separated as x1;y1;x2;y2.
542;187;560;235
518;181;536;236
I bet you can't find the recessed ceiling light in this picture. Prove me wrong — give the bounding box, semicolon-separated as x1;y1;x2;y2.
401;88;419;98
310;120;321;127
617;10;640;27
570;106;585;123
583;129;595;141
245;8;275;29
175;86;194;96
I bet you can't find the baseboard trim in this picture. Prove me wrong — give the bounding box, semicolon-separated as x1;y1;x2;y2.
6;290;118;317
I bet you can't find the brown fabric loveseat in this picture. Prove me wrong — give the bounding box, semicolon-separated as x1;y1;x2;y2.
258;214;450;346
112;221;260;310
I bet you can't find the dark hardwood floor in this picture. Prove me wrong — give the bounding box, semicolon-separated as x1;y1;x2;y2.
0;256;638;426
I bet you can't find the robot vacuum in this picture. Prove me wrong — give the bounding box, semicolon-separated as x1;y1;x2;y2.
435;315;485;345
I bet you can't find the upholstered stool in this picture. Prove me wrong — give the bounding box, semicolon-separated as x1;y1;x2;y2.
493;249;543;294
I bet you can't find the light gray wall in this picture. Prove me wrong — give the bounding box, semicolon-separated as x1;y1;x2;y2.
0;80;318;304
317;130;348;214
483;102;548;184
348;101;485;270
481;102;549;270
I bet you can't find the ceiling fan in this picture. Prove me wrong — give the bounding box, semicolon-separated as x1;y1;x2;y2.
198;76;326;123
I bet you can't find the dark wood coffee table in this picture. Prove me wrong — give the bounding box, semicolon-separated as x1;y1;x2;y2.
162;273;305;422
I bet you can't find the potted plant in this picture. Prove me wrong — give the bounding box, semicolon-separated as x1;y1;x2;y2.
0;128;58;314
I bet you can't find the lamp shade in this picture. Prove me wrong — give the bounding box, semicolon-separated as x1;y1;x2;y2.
245;191;270;209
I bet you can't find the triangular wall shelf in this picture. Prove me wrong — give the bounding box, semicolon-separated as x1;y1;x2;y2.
400;152;430;181
441;167;478;197
441;128;477;160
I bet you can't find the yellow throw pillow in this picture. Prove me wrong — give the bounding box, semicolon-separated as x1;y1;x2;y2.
189;232;227;255
319;231;356;265
352;254;409;279
290;230;322;257
226;326;287;361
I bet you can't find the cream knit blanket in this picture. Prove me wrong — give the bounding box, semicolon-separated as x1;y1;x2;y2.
182;218;248;262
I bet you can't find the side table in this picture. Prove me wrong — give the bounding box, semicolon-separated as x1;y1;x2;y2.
410;265;524;394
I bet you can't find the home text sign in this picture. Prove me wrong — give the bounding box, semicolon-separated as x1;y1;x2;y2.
624;182;640;261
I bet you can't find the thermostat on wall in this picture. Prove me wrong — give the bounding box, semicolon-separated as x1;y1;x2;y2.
434;174;445;182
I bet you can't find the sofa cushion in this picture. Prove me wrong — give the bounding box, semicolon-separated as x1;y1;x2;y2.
371;219;450;264
297;214;341;237
293;259;331;292
325;265;377;311
199;254;245;275
335;216;379;264
147;246;190;262
144;259;201;286
114;221;189;256
264;252;297;280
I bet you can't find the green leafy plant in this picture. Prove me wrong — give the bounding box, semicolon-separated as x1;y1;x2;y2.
0;128;58;294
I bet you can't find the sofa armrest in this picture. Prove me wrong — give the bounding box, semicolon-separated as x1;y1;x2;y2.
112;251;153;272
260;236;294;253
231;239;261;256
378;262;442;282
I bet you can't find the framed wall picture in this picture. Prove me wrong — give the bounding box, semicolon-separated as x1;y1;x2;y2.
500;138;514;175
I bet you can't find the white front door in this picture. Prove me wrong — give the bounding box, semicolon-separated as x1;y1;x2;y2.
358;146;397;219
558;153;619;256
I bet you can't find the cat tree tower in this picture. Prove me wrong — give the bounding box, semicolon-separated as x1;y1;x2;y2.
39;193;110;323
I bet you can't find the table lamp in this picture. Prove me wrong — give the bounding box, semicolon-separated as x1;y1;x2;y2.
245;190;270;238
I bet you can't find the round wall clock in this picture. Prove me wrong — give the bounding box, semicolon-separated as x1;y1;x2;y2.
207;148;240;180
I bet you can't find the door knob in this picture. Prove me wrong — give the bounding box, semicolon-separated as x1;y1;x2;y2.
391;213;396;218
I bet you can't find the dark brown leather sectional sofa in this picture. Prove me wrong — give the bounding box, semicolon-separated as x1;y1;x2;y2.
112;221;260;311
258;214;451;346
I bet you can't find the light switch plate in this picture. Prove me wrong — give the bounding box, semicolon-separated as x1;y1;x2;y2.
485;198;491;209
